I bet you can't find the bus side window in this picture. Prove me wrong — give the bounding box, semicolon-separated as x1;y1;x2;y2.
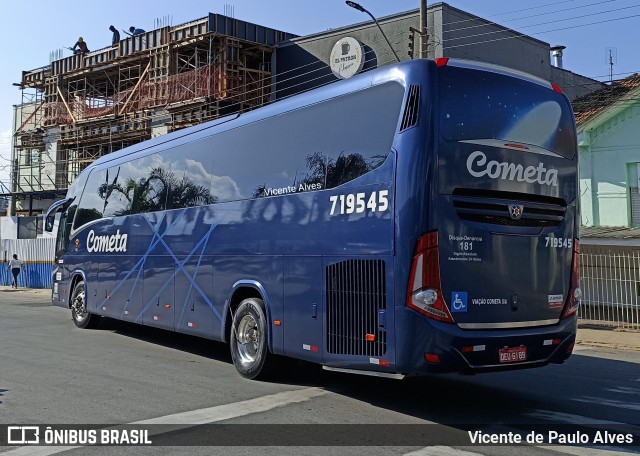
74;169;106;229
102;165;133;217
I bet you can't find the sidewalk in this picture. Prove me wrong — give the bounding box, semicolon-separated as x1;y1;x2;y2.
1;286;639;351
576;325;640;352
0;285;49;295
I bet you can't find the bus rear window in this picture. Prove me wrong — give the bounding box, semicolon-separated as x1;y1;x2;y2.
438;66;576;159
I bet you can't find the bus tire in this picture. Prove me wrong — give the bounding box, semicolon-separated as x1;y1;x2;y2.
70;281;99;329
230;298;271;380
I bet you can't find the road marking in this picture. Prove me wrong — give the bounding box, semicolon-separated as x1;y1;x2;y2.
403;446;627;456
526;409;632;426
135;387;326;425
403;446;483;456
573;396;640;411
536;445;634;456
606;386;640;396
1;387;327;456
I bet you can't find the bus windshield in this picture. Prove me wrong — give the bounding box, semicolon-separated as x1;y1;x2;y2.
438;65;576;159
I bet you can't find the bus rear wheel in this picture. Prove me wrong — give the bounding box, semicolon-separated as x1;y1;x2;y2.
70;281;99;329
230;298;271;379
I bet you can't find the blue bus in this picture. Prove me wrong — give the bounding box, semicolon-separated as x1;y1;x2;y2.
46;58;580;379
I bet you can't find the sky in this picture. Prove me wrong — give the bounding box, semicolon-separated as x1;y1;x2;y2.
1;0;639;188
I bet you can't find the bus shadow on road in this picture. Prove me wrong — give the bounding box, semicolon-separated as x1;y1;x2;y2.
91;317;232;363
87;317;639;430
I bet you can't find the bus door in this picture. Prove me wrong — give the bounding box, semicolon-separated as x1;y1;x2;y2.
283;257;324;362
115;251;145;324
174;259;214;339
142;257;175;330
90;252;118;317
142;213;176;331
173;208;215;339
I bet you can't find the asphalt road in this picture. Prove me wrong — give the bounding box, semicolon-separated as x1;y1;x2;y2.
0;289;639;456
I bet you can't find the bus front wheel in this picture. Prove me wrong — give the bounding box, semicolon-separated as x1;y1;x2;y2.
230;298;271;379
70;281;99;329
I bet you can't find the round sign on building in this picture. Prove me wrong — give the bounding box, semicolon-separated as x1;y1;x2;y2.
330;37;365;79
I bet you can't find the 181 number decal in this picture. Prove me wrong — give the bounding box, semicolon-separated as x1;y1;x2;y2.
329;190;389;216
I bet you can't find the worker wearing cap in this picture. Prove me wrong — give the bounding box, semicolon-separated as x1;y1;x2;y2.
72;37;89;54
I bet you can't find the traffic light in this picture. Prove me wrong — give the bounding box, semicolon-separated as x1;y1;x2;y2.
408;31;415;59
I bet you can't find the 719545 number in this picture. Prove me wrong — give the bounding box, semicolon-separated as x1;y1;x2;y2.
329;190;389;216
544;236;572;249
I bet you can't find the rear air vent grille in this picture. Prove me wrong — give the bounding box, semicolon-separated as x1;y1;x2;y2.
326;259;387;356
400;85;420;131
452;189;567;228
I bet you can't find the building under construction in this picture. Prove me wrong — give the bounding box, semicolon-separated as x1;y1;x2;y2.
8;3;605;227
10;14;295;216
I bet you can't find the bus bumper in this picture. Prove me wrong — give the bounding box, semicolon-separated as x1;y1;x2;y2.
395;308;577;374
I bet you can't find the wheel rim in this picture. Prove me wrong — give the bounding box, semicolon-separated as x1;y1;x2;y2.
235;314;260;364
72;290;87;321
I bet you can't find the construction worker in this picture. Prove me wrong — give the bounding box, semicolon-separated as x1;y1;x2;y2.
129;26;145;36
109;25;120;46
72;37;89;54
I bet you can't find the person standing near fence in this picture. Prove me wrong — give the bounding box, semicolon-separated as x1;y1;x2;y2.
8;254;22;289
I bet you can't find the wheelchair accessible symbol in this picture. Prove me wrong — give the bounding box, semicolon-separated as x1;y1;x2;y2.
451;292;468;313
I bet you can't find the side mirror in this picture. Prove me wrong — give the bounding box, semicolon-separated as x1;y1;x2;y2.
44;197;75;233
45;214;55;232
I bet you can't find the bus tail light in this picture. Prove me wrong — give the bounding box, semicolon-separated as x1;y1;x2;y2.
562;239;581;319
406;231;455;324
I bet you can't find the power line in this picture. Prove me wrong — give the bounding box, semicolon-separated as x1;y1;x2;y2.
443;0;617;37
443;4;640;45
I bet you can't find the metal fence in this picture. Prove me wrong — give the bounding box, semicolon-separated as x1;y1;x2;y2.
580;245;640;329
0;238;55;289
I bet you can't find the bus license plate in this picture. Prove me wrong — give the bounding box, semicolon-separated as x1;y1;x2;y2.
498;346;527;363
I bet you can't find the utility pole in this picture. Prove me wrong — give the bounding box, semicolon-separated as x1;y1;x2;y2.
420;0;428;58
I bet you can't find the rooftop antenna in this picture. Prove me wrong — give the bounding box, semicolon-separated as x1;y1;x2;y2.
224;4;235;18
605;47;617;83
49;48;63;63
154;15;172;29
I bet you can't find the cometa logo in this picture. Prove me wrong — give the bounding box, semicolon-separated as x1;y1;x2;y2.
466;151;558;187
86;229;128;253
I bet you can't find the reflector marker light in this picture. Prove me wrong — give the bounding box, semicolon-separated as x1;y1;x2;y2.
461;345;486;353
303;344;319;352
102;306;107;311
435;57;449;67
165;304;171;309
365;334;376;342
369;358;390;367
187;322;198;329
563;240;581;319
505;143;529;150
153;316;161;321
425;353;441;363
544;339;562;346
124;310;130;316
273;320;282;326
551;82;563;94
